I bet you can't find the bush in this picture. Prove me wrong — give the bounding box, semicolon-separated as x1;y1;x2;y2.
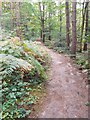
0;37;49;120
76;53;89;69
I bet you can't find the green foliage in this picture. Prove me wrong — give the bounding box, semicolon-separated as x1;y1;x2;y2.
0;39;49;120
0;54;35;119
85;102;90;106
1;1;66;41
76;53;89;69
1;1;89;119
45;37;67;54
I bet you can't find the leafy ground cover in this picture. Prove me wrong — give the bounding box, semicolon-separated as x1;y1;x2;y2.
76;52;89;70
0;37;49;120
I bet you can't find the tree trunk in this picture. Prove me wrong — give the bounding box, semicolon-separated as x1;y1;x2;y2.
80;2;89;52
15;2;21;38
48;12;51;40
65;0;70;49
85;6;89;36
39;2;45;43
48;3;51;41
39;2;43;39
0;1;2;16
71;0;77;56
60;2;62;38
0;1;2;40
83;4;88;51
10;2;14;30
42;3;45;42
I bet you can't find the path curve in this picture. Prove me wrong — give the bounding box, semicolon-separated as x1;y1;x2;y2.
32;47;88;118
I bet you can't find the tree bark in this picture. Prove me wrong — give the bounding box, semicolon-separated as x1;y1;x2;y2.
15;2;21;38
60;2;62;38
0;1;2;16
48;12;51;40
80;2;89;52
0;1;2;40
39;2;45;43
48;3;51;41
71;0;77;56
42;3;45;42
65;0;70;49
10;2;14;30
85;6;89;37
39;2;42;39
83;4;88;51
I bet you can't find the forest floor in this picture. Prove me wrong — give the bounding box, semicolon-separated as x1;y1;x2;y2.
29;44;88;118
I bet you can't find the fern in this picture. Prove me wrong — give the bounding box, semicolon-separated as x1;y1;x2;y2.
30;56;47;80
0;54;34;81
0;39;49;120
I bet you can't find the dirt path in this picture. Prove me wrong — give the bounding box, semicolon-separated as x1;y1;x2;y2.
31;47;88;118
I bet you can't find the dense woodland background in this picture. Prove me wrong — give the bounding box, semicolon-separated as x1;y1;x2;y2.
0;0;90;119
0;1;90;53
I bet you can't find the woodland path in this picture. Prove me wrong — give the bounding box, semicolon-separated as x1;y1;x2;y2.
30;45;88;118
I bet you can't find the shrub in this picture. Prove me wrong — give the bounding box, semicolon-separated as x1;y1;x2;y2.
0;38;49;120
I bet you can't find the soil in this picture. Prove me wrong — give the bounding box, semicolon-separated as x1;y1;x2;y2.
29;46;88;118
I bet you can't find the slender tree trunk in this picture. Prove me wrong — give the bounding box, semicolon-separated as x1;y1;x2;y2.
39;2;42;39
85;7;89;36
80;2;85;52
60;2;62;38
48;3;51;40
80;2;89;52
48;12;51;40
88;2;90;85
71;0;77;56
2;1;6;30
65;0;70;49
42;3;45;42
0;1;2;16
83;4;88;51
0;1;2;40
39;2;45;42
10;2;14;30
77;2;82;51
15;2;21;38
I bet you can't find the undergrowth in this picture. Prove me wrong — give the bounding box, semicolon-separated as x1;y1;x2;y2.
45;40;89;70
76;52;89;70
45;39;68;54
0;37;49;120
